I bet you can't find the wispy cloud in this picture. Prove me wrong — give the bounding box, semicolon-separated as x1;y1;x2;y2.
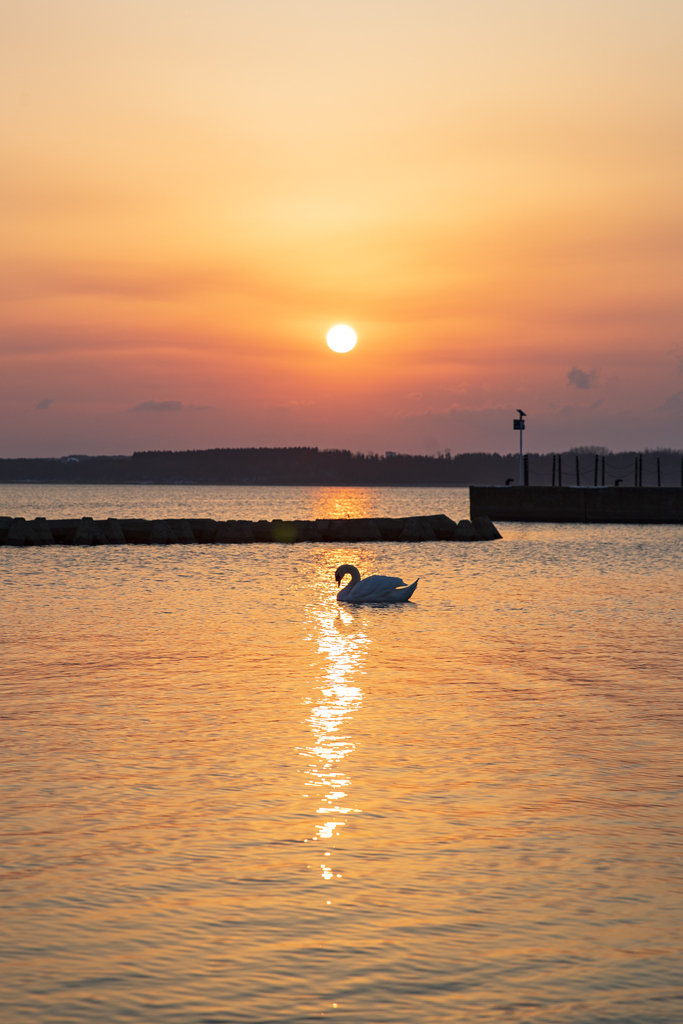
130;400;182;413
35;398;53;410
129;400;213;414
567;367;597;390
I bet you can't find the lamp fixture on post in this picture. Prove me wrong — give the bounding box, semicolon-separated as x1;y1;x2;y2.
513;409;527;485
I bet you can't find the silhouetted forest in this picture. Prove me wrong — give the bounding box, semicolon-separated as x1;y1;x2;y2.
0;446;681;486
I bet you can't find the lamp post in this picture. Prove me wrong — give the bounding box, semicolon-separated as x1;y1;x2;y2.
513;409;526;485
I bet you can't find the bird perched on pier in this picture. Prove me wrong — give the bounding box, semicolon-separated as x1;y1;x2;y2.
334;564;419;603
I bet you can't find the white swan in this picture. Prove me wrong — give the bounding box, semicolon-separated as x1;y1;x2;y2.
335;564;419;604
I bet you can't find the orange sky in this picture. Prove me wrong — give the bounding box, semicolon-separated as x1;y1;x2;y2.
2;0;682;456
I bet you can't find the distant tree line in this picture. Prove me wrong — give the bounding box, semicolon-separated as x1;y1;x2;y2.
0;446;681;486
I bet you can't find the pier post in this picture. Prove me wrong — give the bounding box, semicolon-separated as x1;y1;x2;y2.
575;454;580;486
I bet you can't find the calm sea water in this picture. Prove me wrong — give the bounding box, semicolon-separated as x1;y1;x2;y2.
1;486;682;1024
0;483;472;523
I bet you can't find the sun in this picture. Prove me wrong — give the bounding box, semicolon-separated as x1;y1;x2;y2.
326;324;357;353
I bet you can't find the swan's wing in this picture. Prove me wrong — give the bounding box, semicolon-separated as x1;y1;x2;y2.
367;574;407;588
349;574;407;601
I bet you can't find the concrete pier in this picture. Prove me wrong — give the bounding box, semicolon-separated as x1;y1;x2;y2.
0;513;502;546
470;486;683;523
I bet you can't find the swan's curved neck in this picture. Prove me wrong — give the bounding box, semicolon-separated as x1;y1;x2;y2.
338;564;361;590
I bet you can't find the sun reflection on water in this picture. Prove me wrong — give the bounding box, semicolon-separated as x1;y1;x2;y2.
311;486;375;521
302;604;368;879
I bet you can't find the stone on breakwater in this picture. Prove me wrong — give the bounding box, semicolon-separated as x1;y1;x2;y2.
399;517;438;542
31;517;55;545
98;519;126;544
250;520;273;542
215;520;255;543
0;517;12;544
455;519;477;541
5;518;39;546
270;520;297;543
292;520;324;542
170;520;196;543
374;517;405;541
148;520;177;544
314;519;331;540
47;520;79;544
250;519;324;543
187;519;217;543
425;514;458;540
73;517;107;545
325;518;384;542
243;519;299;542
120;519;153;544
373;515;459;541
471;515;502;541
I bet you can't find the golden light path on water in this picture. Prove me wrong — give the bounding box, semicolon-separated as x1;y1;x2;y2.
301;605;368;880
1;490;683;1022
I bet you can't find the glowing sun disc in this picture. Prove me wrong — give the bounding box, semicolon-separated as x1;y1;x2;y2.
326;325;357;353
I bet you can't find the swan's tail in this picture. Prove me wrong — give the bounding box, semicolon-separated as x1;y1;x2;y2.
396;578;419;601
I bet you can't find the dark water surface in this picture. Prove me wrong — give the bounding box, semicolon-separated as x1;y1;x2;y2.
1;487;681;1023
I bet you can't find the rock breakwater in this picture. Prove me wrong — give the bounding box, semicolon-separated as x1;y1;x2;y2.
0;514;501;546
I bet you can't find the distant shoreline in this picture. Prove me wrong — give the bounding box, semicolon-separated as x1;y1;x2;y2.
1;446;681;488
